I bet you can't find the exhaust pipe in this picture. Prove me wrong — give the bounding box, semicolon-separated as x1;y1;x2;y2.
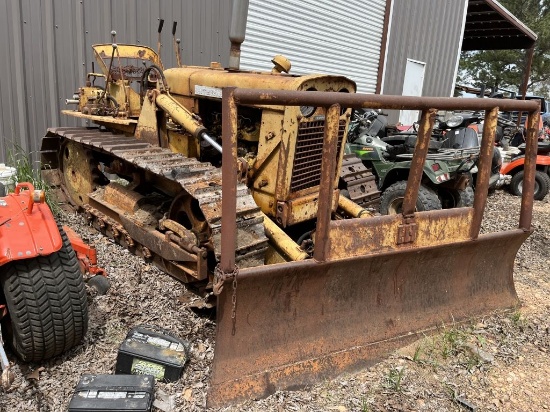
66;94;80;105
228;0;249;70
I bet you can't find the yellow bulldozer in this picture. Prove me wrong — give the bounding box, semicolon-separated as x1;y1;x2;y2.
40;0;541;407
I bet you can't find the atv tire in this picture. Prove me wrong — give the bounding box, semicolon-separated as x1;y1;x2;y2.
0;225;88;362
456;186;475;207
509;170;550;201
439;185;474;208
380;181;442;215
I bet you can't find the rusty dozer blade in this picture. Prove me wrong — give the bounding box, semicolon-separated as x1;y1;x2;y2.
208;90;541;407
210;229;528;405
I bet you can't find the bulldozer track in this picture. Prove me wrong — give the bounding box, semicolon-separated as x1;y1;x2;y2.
339;153;380;209
41;127;268;283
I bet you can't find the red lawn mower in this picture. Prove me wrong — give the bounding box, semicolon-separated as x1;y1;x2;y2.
0;183;90;387
500;142;550;200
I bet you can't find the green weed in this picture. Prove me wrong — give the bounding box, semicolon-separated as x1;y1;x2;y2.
6;144;61;216
360;397;370;412
439;325;466;360
475;334;487;347
384;367;405;392
511;310;526;328
413;344;423;363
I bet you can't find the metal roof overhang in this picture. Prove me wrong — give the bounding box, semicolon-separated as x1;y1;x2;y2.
462;0;537;51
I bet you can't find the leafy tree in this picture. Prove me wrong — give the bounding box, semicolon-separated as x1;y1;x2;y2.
458;0;550;96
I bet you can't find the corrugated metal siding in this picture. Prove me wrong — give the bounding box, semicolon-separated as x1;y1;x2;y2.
382;0;466;98
241;0;386;93
0;0;233;163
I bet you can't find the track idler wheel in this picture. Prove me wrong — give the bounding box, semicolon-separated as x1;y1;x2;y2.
60;140;106;207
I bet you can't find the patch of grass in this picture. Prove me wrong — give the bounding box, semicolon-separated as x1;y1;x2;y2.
440;326;467;360
464;351;482;371
360;397;371;412
6;144;61;216
475;334;487;347
413;344;423;363
410;323;480;371
510;310;526;328
384;366;405;392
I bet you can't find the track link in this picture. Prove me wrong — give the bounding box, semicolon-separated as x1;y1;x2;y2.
339;154;380;209
42;127;268;283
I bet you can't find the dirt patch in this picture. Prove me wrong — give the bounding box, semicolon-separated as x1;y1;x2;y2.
1;190;549;411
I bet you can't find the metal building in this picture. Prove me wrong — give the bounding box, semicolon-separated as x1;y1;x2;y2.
381;0;468;124
0;0;537;163
240;0;387;93
0;0;233;162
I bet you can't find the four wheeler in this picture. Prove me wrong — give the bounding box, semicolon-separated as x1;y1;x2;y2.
0;183;88;385
346;109;477;214
433;112;508;191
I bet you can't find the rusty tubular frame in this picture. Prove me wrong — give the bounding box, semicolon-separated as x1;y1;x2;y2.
313;104;341;262
221;89;540;269
213;88;540;407
232;90;540;112
402;108;436;216
470;107;499;239
221;87;238;272
520;109;540;229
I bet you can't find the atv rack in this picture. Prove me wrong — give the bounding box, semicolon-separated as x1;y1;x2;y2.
208;89;541;407
395;146;481;161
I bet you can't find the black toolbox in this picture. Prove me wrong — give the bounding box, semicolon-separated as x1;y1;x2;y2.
68;374;155;412
115;325;188;382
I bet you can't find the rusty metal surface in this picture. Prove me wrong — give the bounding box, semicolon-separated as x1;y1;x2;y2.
221;88;239;273
209;229;529;407
44;126;268;279
519;110;540;229
402;108;436;216
326;208;474;260
313;104;340;262
103;182;143;214
339;154;380;208
59;139;101;207
471;107;498;239
212;88;540;408
229;89;539;231
232;89;541;112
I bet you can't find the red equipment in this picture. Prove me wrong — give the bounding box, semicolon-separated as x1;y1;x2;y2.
0;183;61;265
64;225;106;277
0;183;89;388
500;142;550;200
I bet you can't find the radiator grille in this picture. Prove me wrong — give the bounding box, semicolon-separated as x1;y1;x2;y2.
290;120;346;193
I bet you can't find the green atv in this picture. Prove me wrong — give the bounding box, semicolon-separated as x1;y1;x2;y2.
345;110;477;214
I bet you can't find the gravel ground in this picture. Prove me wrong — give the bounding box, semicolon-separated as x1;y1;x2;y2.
1;190;549;411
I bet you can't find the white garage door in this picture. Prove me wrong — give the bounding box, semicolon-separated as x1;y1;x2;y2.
240;0;386;93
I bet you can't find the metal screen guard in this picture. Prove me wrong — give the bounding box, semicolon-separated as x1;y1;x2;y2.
211;90;540;407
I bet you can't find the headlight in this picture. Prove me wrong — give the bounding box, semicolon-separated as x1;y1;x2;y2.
445;115;464;128
300;106;316;117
